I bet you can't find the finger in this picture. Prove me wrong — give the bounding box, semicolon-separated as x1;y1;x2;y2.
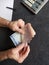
16;43;26;52
19;43;28;55
20;47;27;56
18;19;25;28
26;23;36;36
20;45;30;62
16;28;24;34
11;43;25;54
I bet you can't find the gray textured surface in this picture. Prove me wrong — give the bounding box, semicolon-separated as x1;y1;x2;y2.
0;0;49;65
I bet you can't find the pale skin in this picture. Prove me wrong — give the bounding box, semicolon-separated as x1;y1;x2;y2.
0;17;30;63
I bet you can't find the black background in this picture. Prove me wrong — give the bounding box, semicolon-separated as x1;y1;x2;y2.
0;0;49;65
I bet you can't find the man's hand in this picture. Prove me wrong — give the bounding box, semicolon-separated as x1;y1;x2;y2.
0;43;30;63
8;43;30;63
7;43;30;63
8;19;25;34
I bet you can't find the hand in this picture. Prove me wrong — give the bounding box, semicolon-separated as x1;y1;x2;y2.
7;43;30;63
8;19;25;34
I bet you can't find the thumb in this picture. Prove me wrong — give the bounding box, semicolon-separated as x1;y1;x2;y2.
16;28;24;34
16;43;26;52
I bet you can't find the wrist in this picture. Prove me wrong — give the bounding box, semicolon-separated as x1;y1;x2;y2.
0;51;8;61
7;21;13;29
0;17;10;27
6;21;11;28
6;49;12;59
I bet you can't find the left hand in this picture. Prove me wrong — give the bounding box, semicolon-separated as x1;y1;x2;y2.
8;19;25;34
7;43;30;63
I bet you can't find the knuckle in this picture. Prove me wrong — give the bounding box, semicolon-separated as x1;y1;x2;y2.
27;23;31;26
18;59;24;63
17;58;24;63
18;19;23;21
18;19;25;24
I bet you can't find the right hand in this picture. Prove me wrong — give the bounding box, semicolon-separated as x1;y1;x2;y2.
7;43;30;63
8;19;25;34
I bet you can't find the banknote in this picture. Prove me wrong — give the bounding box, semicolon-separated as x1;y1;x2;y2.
10;32;22;46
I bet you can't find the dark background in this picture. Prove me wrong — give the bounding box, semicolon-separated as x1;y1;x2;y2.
0;0;49;65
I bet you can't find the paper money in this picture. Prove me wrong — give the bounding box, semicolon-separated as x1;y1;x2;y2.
10;32;22;46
